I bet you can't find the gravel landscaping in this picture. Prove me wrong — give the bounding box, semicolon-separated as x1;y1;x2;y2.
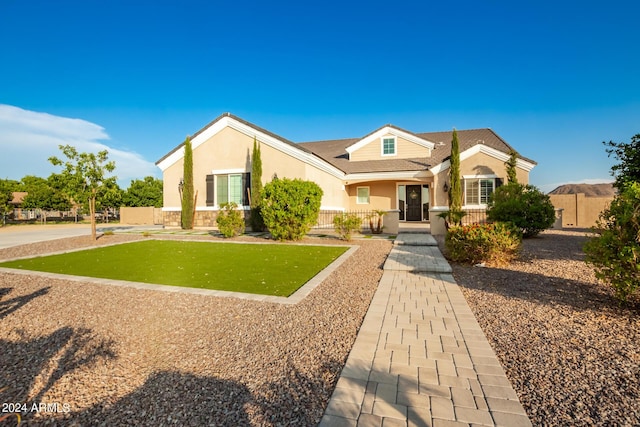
0;233;392;426
449;229;640;426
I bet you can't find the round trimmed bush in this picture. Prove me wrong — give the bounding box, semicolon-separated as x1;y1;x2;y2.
487;183;555;238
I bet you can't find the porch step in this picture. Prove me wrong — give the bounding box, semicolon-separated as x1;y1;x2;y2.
394;233;438;246
383;245;452;273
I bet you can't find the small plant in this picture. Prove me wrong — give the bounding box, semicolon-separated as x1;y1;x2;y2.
584;182;640;303
103;230;114;236
142;231;151;238
216;202;245;238
445;222;522;266
333;213;362;241
366;210;386;234
437;209;467;229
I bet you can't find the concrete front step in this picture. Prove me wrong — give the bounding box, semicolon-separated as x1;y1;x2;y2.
384;245;453;273
393;233;438;247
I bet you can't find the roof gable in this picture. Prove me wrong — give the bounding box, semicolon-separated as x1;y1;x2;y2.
344;125;435;158
155;113;343;178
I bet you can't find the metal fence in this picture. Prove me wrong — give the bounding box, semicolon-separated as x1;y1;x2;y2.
313;210;378;231
460;209;488;225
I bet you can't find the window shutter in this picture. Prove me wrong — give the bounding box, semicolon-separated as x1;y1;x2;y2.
243;173;251;206
495;178;504;188
206;175;214;206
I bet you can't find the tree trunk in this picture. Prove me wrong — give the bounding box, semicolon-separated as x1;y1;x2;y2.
90;194;97;241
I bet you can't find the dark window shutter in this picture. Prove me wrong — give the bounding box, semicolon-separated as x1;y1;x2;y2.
242;173;251;206
206;174;215;206
495;178;504;188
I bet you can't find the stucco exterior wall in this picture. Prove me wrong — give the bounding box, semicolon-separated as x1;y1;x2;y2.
350;134;430;161
120;207;162;225
161;126;344;211
549;193;613;228
346;181;398;210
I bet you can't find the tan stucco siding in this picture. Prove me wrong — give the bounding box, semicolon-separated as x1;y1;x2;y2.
161;126;343;209
350;134;430;161
431;152;531;207
303;164;347;208
346;181;397;210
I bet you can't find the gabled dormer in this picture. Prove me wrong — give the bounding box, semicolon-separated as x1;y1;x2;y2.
345;125;435;161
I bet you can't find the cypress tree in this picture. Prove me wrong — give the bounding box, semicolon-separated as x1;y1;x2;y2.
449;129;462;213
181;136;194;229
505;150;519;184
250;137;265;231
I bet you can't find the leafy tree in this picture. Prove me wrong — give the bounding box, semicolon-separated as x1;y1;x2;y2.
487;183;555;237
96;179;123;222
181;136;195;229
604;133;640;190
21;175;72;223
505;150;519;184
49;145;116;240
123;176;163;207
261;178;323;241
0;179;17;225
249;137;265;231
584;182;640;302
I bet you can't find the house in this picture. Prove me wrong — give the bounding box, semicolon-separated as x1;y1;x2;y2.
156;113;536;234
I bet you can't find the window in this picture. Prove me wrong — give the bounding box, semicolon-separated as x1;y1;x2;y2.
206;172;250;207
465;178;495;205
216;174;243;205
382;137;396;156
357;187;370;204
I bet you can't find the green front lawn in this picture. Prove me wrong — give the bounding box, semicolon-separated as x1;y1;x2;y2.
0;240;349;297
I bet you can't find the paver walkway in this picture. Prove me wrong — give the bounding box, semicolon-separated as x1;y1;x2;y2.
320;232;531;427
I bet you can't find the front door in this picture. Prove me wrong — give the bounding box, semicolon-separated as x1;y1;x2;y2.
405;185;422;221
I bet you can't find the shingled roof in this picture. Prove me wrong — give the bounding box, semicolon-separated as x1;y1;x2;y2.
299;128;535;174
156;113;535;176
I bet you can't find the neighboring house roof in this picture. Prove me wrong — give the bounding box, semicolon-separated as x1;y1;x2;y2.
10;192;27;205
156;113;536;176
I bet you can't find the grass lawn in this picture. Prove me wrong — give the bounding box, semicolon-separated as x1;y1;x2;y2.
0;240;349;297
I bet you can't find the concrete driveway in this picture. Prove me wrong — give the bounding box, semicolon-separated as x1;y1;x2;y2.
0;224;93;249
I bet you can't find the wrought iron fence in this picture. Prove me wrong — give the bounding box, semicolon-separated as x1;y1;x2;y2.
461;209;488;225
313;210;378;231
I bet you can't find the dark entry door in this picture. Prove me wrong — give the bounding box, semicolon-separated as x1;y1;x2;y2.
405;185;422;221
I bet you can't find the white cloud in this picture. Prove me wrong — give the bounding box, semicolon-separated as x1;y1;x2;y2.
0;104;158;187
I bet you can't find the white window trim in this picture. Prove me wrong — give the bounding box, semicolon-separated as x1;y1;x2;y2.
356;186;370;204
215;173;244;207
381;136;397;157
463;177;496;208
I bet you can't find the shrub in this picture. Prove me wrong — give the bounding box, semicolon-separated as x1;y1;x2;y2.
216;202;245;238
487;183;555;237
261;178;323;241
333;213;362;241
584;182;640;302
445;222;522;266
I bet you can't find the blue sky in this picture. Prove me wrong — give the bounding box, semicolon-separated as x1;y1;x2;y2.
1;0;638;192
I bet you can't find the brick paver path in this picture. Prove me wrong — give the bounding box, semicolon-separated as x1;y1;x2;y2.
320;233;531;427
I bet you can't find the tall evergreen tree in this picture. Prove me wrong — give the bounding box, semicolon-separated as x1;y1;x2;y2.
449;129;462;212
181;136;195;229
250;137;265;231
505;150;519;184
